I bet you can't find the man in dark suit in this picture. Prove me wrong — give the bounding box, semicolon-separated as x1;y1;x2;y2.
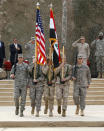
0;36;6;68
9;38;22;66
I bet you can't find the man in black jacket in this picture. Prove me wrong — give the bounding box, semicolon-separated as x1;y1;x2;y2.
0;35;6;68
9;38;22;66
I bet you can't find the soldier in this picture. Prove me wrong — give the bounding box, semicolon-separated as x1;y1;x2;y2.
72;36;90;65
72;55;91;116
42;58;55;117
10;54;29;117
29;60;44;117
24;37;35;90
54;55;72;117
25;37;35;63
91;32;104;78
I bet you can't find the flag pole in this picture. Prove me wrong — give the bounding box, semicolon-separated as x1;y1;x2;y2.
48;47;53;84
62;45;64;79
34;2;40;80
48;3;53;84
34;38;37;80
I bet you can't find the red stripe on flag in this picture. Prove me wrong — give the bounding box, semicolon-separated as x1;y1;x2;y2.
35;9;46;65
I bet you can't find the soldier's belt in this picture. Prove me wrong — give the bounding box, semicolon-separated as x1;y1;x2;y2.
48;83;52;86
32;81;38;85
60;81;65;84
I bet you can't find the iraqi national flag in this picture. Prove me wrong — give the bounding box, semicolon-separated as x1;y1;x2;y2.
49;7;61;68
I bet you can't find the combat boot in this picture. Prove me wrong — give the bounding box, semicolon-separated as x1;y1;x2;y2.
80;110;84;116
62;109;66;117
98;73;100;78
36;111;39;117
57;106;61;114
31;106;35;115
75;105;79;115
49;110;53;117
102;73;104;78
44;104;48;114
20;109;24;117
15;107;19;115
98;73;102;78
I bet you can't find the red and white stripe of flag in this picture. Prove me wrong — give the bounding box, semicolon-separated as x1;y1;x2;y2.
36;24;46;65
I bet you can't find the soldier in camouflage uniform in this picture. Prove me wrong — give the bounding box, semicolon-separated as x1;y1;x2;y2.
10;54;29;117
54;55;72;117
42;58;55;117
25;37;35;63
72;55;91;116
72;36;90;65
91;32;104;78
25;37;35;90
29;61;44;117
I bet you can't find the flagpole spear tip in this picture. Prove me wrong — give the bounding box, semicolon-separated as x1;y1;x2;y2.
50;3;53;8
36;2;40;6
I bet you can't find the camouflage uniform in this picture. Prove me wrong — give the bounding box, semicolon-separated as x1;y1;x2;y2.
29;64;44;115
72;64;91;111
10;62;29;112
42;65;55;116
72;42;90;65
25;41;35;63
54;64;72;115
25;39;35;91
91;39;104;74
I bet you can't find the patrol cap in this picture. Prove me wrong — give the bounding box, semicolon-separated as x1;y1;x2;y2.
18;54;23;58
98;32;103;36
80;36;85;40
77;55;83;59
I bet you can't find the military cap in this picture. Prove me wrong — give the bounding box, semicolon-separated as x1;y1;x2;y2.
80;36;85;40
98;32;103;36
18;54;23;58
77;55;83;59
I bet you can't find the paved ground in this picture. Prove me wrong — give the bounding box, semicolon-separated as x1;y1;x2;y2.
0;128;104;131
0;105;104;127
0;105;104;122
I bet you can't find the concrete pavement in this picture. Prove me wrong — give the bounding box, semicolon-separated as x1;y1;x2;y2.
0;105;104;127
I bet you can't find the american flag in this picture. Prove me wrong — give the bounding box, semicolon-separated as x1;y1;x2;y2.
35;7;46;65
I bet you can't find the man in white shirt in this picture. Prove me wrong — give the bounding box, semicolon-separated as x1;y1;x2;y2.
9;38;22;66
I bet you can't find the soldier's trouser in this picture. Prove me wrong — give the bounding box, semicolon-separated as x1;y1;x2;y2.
96;56;104;73
73;86;87;110
30;85;44;112
0;58;3;68
14;85;27;110
56;84;69;110
44;86;55;111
